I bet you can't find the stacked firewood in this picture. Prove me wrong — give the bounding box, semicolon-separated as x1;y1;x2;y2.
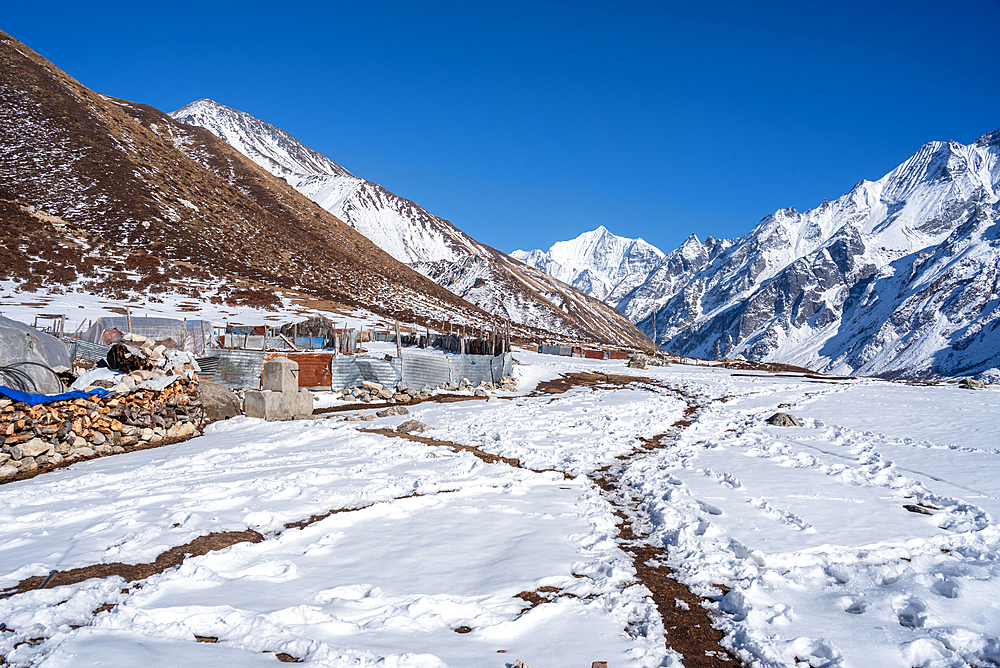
0;373;202;481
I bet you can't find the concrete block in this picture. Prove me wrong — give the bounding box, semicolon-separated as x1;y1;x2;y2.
245;390;290;421
262;357;299;394
291;389;314;417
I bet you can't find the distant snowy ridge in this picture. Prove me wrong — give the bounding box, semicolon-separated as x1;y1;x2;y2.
171;100;650;347
518;130;1000;377
511;226;665;303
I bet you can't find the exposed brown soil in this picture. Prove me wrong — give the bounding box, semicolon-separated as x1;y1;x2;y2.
282;490;455;531
589;380;741;666
530;372;658;396
361;428;523;468
0;530;263;599
360;380;738;664
313;393;482;416
718;359;815;374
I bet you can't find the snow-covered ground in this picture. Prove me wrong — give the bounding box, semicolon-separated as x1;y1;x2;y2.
1;353;998;667
0;281;395;334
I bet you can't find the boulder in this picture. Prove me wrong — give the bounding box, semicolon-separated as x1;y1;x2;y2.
377;388;394;400
959;378;987;390
474;388;487;398
396;420;432;434
766;412;803;427
627;356;647;369
376;405;410;418
393;393;412;404
199;379;241;421
360;380;383;392
0;464;19;478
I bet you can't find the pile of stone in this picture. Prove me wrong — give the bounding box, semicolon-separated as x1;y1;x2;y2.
0;373;203;480
340;381;433;405
627;353;670;369
340;375;517;405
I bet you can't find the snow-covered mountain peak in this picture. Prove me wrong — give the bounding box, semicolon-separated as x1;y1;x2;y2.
172;99;355;181
512;227;666;304
170;100;651;347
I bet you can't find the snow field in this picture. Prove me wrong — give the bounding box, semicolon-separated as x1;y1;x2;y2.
1;351;998;667
0;403;671;667
616;365;1000;667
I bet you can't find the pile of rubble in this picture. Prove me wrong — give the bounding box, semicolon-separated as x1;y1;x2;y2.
340;376;517;404
627;353;670;369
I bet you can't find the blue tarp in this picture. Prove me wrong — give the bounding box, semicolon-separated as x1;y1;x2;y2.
0;385;111;406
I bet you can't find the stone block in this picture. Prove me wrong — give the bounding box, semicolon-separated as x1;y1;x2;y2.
245;390;291;421
290;389;314;418
262;357;299;394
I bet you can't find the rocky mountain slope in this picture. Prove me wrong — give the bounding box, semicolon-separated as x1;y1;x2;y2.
171;100;650;348
1;31;643;345
517;132;1000;377
0;30;507;331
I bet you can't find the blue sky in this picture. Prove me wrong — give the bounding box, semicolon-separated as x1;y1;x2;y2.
5;1;999;254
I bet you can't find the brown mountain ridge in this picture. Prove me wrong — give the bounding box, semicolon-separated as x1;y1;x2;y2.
0;30;650;347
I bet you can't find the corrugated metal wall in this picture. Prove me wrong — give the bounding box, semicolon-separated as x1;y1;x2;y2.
65;338;111;363
447;352;512;386
206;349;266;390
331;355;402;391
195;350;514;392
401;353;453;389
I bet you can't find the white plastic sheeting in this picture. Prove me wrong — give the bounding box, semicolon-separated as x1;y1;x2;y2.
0;316;71;393
82;317;213;354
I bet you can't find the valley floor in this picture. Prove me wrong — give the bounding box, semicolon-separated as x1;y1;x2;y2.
1;353;998;667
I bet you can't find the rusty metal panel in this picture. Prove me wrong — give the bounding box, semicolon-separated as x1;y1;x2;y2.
264;352;333;389
401;352;452;388
609;351;629;360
